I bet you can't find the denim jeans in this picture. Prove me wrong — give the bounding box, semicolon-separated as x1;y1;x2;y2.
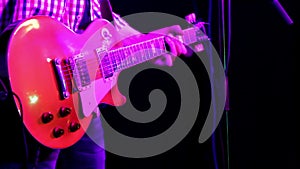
0;116;106;169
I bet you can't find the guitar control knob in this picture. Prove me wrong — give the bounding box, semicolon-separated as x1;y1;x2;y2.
59;107;71;117
41;112;54;123
69;122;81;132
53;128;64;138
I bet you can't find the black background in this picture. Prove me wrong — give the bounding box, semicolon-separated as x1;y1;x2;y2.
0;0;298;169
103;0;298;169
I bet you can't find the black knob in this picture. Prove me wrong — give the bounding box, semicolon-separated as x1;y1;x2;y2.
69;122;81;132
59;107;71;117
41;112;54;123
53;128;64;138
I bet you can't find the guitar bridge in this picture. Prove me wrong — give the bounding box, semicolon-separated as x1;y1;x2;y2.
52;58;70;99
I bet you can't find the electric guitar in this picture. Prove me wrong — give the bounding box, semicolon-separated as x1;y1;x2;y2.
0;15;208;148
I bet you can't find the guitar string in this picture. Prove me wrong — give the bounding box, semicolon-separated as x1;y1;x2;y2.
44;27;207;91
60;50;163;82
58;29;203;73
57;30;207;79
59;47;167;83
60;47;164;75
60;36;166;70
59;38;168;77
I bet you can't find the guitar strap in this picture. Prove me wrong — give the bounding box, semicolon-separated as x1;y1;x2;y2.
99;0;114;22
78;0;91;30
78;0;113;30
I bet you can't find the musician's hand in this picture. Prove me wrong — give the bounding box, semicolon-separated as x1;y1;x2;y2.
152;34;188;67
150;25;188;67
113;14;189;67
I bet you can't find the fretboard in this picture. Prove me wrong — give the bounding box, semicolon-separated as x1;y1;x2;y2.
97;25;208;79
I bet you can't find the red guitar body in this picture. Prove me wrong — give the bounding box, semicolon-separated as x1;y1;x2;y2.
5;16;125;148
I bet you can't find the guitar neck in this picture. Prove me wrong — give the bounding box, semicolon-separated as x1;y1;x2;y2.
98;26;208;78
108;36;167;72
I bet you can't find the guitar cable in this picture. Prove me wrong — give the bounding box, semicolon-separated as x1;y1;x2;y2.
203;0;231;168
218;0;232;169
0;78;29;169
12;92;29;169
0;78;8;101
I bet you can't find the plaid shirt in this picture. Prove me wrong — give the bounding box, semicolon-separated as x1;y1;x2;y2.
0;0;103;33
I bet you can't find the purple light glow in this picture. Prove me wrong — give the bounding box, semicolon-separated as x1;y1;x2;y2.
273;0;294;25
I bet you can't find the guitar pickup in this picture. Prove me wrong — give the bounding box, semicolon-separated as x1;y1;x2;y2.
68;53;91;92
96;47;114;81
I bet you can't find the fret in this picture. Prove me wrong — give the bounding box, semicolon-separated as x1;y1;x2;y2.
111;50;116;70
136;44;144;63
132;44;139;64
119;48;125;69
95;47;104;75
127;46;131;65
158;37;167;54
140;42;146;61
122;48;129;69
128;46;134;65
114;49;119;70
127;46;132;66
114;50;119;71
153;38;160;56
157;37;167;55
130;45;137;65
123;46;128;58
187;29;194;43
114;50;121;71
140;42;146;60
139;43;146;62
103;54;114;78
110;50;117;71
190;29;197;43
183;28;197;45
138;43;144;63
148;40;155;59
154;37;164;56
124;47;131;67
149;40;155;59
183;29;191;44
144;41;151;60
95;47;114;79
146;41;151;59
